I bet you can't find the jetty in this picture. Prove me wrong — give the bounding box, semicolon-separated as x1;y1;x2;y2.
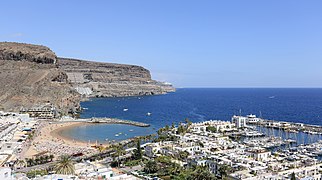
60;117;150;127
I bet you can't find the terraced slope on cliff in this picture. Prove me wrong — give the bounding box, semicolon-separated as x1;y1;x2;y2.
59;58;175;97
0;42;175;114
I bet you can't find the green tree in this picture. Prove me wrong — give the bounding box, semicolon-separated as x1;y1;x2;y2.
218;164;231;179
178;151;189;161
54;155;75;175
173;166;215;180
133;139;142;159
144;160;158;174
192;166;216;180
165;125;170;131
291;172;296;180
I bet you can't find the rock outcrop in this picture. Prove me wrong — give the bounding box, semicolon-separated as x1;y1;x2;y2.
0;42;57;64
0;42;175;115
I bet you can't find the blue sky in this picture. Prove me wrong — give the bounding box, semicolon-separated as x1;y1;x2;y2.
0;1;321;88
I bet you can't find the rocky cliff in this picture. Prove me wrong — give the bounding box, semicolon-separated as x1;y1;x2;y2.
59;58;175;97
0;42;175;114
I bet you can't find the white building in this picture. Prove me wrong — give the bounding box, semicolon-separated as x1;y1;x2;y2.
232;116;247;128
0;167;11;180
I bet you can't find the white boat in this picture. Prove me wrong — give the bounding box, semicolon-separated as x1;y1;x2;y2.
146;112;152;116
123;108;128;112
288;129;299;133
285;139;296;143
115;134;119;137
129;129;134;132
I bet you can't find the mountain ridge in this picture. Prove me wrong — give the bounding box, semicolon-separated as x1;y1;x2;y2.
0;42;175;115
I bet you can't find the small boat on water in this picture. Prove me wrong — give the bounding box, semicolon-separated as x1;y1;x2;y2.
269;96;276;99
146;112;152;116
285;139;297;144
115;134;119;137
288;129;299;133
309;131;318;135
123;108;129;112
129;129;134;132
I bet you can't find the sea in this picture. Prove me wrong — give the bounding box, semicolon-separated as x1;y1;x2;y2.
59;88;322;143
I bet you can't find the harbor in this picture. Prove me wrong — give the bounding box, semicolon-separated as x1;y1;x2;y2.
249;116;322;135
232;114;322;147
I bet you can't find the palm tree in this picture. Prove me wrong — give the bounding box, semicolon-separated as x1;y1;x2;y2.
111;144;125;167
39;156;45;164
49;154;54;162
44;155;50;163
171;122;175;129
15;159;26;169
26;158;34;167
54;155;75;175
97;145;107;153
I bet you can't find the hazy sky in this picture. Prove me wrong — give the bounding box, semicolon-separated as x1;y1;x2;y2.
1;1;321;87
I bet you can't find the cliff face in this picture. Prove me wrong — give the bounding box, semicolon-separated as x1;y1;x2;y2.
59;58;175;97
0;42;175;114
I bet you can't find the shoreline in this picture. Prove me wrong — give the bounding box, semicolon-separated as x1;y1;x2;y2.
22;121;98;158
50;122;96;146
23;118;152;158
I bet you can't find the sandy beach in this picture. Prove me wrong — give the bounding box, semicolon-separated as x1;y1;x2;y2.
22;121;98;159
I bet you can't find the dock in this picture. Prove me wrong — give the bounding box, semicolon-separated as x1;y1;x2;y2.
249;118;322;135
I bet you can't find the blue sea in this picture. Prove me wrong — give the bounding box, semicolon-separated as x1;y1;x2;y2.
60;88;322;142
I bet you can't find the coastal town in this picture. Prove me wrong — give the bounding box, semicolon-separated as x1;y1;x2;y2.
1;106;322;180
1;0;321;179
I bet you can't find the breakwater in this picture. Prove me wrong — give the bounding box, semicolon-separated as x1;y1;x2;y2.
65;117;150;127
